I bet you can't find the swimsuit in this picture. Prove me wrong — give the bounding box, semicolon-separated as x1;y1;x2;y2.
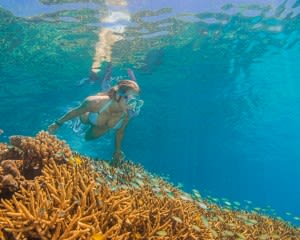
88;100;126;130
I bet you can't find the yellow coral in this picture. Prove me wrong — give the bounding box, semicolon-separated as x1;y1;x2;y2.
68;156;82;166
91;232;106;240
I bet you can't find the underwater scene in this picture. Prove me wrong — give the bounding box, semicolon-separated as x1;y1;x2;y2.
0;0;300;239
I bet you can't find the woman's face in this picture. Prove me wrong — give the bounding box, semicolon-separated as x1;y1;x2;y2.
120;89;143;111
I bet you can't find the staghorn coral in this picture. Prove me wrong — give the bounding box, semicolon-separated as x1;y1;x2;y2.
198;204;300;240
0;157;214;239
0;132;299;239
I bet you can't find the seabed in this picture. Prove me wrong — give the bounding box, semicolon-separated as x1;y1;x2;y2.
0;131;299;239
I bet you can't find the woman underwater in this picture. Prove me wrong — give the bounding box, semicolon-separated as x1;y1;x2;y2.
48;80;143;164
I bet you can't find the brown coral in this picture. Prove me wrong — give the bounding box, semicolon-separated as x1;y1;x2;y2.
1;174;18;192
0;143;22;161
0;160;23;199
1;160;20;177
8;131;72;179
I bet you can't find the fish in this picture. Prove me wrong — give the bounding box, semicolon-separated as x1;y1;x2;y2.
77;77;90;86
132;233;142;239
222;230;234;237
192;225;201;232
132;177;144;187
180;194;193;201
244;219;258;225
130;182;140;189
201;216;209;227
197;201;208;210
236;233;246;239
0;129;3;135
294;216;300;221
167;192;175;200
156;230;168;236
69;156;82;165
258;234;270;240
91;232;106;240
192;189;202;199
171;216;183;223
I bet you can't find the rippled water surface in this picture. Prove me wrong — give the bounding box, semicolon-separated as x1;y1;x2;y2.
1;0;300;225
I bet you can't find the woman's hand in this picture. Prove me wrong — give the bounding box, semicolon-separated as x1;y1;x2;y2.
111;151;125;166
48;123;60;134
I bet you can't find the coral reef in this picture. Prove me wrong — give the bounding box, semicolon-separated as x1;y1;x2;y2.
0;131;299;239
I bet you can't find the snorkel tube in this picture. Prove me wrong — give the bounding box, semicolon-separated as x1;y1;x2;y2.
127;68;137;82
125;70;143;117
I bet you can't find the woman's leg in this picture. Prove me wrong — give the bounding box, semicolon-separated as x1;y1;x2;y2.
85;126;109;141
80;113;89;124
73;113;89;133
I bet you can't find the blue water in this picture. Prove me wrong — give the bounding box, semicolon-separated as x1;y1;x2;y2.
1;0;300;226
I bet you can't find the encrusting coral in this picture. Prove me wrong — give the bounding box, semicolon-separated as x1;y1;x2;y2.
0;131;299;239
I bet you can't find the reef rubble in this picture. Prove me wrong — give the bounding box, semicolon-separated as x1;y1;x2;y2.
0;131;299;239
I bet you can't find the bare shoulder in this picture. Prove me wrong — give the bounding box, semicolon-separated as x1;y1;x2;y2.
83;94;110;110
86;94;110;103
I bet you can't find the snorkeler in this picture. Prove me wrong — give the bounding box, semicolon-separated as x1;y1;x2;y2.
48;80;144;165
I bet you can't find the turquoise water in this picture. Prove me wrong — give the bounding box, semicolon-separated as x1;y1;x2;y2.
1;0;300;226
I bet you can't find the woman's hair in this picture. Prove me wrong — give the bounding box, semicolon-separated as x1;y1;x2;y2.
107;80;140;99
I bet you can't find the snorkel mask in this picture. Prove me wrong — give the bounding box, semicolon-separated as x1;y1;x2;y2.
118;91;144;116
126;95;144;112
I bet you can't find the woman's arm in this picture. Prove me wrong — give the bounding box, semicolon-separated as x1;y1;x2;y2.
48;99;92;134
113;116;129;163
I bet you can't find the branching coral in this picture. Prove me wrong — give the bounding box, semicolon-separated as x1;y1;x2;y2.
197;204;300;240
0;131;300;239
0;157;214;239
0;159;100;239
